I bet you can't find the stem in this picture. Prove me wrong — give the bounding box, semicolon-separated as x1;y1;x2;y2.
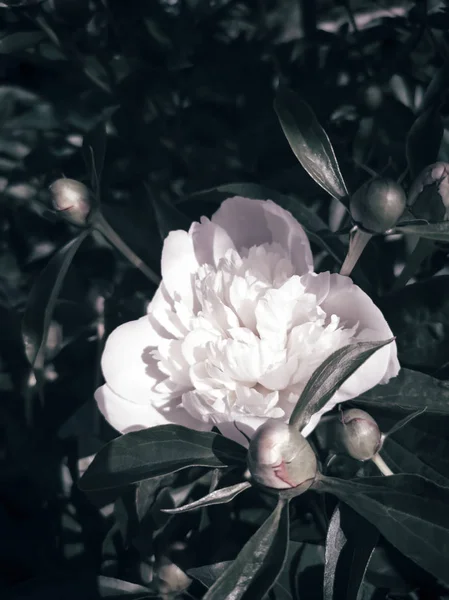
371;453;393;476
340;226;372;277
94;212;161;285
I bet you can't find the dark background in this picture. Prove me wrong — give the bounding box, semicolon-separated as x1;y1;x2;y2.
1;1;449;598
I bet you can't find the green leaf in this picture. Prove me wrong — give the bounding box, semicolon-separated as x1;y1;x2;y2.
324;504;347;600
96;577;156;598
406;107;443;179
146;184;191;240
324;504;379;600
374;411;449;484
188;562;233;589
357;369;449;414
274;87;349;203
379;277;449;371
315;474;449;585
162;481;251;514
0;31;45;54
22;230;90;370
79;425;247;491
82;121;107;195
396;220;449;242
204;497;289;600
289;338;394;431
381;437;449;487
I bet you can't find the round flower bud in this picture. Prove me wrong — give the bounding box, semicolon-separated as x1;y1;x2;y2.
350;178;406;233
247;420;318;490
338;408;382;461
407;162;449;221
50;178;94;226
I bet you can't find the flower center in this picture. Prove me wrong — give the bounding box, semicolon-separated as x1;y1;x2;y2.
152;245;357;426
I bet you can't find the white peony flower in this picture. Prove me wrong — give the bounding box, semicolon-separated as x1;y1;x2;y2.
95;197;399;445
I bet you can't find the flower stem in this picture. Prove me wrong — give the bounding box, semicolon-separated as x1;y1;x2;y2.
371;453;393;476
94;212;161;285
340;226;372;277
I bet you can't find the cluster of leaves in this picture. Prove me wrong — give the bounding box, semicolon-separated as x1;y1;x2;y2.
2;0;449;599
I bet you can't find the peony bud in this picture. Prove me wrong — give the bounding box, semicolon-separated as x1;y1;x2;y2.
407;162;449;221
50;178;94;226
247;420;318;490
338;408;382;461
350;178;406;233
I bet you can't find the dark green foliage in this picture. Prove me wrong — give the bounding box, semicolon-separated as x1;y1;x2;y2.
2;2;449;600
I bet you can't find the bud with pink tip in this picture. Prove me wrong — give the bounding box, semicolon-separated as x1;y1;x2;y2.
247;420;318;490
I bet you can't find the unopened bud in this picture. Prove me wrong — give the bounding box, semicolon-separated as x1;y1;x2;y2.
338;409;382;461
247;420;317;490
50;178;94;226
408;162;449;221
350;178;406;233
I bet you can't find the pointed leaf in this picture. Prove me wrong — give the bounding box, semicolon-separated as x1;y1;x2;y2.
0;31;45;54
97;577;156;599
324;505;379;600
324;504;346;600
381;437;449;487
396;220;449;242
315;474;449;585
79;425;247;491
274;87;349;203
383;408;426;438
22;230;90;369
289;338;394;431
204;498;289;600
82;121;107;194
339;505;379;600
162;481;251;514
188;562;232;589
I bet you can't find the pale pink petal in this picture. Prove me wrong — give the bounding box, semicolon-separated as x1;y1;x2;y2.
161;230;199;308
300;273;400;437
95;385;213;434
189;217;236;266
147;284;190;340
211;196;313;275
95;384;172;433
101;316;166;404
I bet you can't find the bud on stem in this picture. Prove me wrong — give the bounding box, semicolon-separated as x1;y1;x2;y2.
247;420;318;491
341;178;406;277
350;178;406;233
338;408;382;461
337;408;393;476
50;178;96;226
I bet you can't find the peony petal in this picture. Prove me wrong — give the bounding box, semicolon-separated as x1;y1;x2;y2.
300;273;400;438
95;384;172;433
161;230;199;309
96;385;213;434
190;217;236;266
101;316;167;404
147;284;190;340
211;196;313;275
